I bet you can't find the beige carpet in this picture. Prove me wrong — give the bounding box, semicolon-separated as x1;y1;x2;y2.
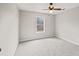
15;38;79;56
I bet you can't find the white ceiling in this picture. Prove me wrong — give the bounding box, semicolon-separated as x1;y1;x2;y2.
17;3;79;14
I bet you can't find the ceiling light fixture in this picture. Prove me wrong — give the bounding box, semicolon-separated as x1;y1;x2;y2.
49;10;53;13
42;3;65;13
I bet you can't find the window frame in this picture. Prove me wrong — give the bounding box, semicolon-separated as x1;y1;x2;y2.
36;16;45;33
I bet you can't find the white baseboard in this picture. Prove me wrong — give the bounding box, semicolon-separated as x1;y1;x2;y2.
19;36;55;43
19;36;79;46
57;36;79;46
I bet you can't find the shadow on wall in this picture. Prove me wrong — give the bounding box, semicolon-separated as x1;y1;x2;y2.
56;6;79;46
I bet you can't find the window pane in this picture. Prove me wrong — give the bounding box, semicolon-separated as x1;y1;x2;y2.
37;16;43;24
37;24;44;31
36;16;45;32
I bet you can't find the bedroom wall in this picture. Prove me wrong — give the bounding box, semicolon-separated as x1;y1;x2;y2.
56;7;79;45
0;4;19;55
19;10;55;41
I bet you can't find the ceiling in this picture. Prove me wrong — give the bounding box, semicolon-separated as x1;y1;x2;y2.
17;3;79;14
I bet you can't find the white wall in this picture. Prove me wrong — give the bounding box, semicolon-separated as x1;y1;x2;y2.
56;7;79;45
0;4;19;55
19;11;55;41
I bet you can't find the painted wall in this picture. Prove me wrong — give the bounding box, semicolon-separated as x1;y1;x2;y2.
0;4;19;55
56;7;79;45
19;11;55;41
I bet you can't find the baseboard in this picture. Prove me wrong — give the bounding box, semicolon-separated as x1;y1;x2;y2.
57;36;79;46
19;36;55;43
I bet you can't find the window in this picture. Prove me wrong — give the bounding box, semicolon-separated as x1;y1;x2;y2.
36;16;45;33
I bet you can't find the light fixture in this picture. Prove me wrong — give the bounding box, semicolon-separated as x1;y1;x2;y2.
49;10;53;13
42;3;65;13
48;3;54;13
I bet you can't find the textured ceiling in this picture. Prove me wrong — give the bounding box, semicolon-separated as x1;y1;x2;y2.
17;3;79;14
